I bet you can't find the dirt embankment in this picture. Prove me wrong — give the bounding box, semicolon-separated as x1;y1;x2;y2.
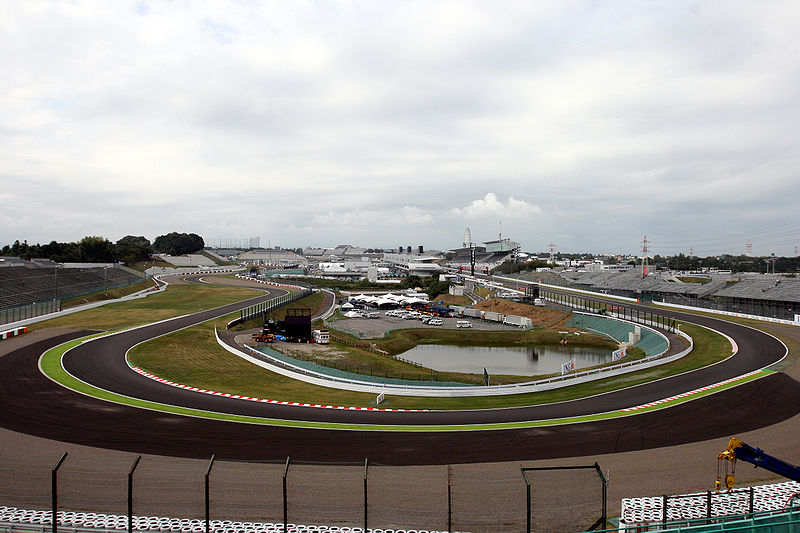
473;298;572;329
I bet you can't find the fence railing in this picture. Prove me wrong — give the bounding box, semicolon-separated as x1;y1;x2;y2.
0;299;61;326
531;285;679;334
1;454;611;533
232;289;312;326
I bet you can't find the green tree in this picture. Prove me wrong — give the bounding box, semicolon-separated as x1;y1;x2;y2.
153;232;205;255
116;235;153;265
78;236;116;262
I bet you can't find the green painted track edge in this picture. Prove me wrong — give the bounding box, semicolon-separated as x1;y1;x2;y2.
39;333;773;432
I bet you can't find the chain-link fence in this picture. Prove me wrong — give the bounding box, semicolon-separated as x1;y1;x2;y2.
0;451;616;533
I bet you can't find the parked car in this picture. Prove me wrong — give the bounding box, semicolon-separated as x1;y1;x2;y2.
428;318;443;326
456;320;472;328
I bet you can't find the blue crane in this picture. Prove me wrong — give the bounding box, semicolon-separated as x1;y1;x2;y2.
717;437;800;490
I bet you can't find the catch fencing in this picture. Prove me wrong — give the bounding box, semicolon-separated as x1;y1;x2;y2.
537;286;679;334
0;299;60;326
232;289;313;326
0;452;613;533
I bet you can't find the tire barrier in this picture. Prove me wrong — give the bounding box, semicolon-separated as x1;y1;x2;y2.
0;326;27;340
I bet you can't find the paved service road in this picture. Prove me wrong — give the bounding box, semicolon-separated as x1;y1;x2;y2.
1;282;799;465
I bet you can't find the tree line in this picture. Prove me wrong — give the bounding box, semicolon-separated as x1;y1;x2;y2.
1;232;205;265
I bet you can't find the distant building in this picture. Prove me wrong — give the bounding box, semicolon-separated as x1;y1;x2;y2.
383;252;443;276
483;238;520;255
237;249;308;266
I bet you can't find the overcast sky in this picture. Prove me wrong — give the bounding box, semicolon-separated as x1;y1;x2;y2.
2;1;799;257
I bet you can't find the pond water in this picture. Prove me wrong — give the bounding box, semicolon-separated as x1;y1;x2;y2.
400;344;614;376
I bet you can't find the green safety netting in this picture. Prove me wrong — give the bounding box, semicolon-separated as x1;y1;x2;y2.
565;314;668;356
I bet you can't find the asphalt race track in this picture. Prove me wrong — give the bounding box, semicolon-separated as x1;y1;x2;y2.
2;284;800;465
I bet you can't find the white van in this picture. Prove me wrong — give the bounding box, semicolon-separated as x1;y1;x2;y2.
456;320;472;328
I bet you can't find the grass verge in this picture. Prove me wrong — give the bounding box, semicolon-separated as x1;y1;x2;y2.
43;332;771;431
127;319;735;411
28;283;264;332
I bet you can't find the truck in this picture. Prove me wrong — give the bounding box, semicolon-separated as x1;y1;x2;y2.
483;311;504;323
312;329;330;344
503;315;533;329
716;437;800;490
462;308;484;319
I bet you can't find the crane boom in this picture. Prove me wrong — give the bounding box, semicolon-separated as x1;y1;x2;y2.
717;437;800;489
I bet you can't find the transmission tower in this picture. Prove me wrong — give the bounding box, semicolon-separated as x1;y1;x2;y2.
746;240;752;257
548;242;557;265
641;236;650;277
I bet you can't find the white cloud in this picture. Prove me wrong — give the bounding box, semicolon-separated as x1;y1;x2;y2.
1;1;799;255
452;193;541;219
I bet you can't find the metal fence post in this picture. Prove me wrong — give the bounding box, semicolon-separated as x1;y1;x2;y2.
128;455;141;533
520;468;531;533
51;452;67;533
363;459;369;533
662;494;668;526
283;457;290;533
447;466;452;533
601;471;607;529
205;455;215;533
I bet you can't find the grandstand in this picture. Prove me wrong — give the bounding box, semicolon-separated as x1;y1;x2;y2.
154;254;218;267
0;263;144;318
619;480;800;531
447;246;515;271
712;275;800;303
534;269;800;321
561;269;728;299
0;506;456;533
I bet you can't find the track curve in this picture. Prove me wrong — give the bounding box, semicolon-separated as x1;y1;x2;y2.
1;282;799;464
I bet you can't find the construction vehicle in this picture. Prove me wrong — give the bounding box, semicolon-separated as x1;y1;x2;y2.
251;331;275;343
716;437;800;490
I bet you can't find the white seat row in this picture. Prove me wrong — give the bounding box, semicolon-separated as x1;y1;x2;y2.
0;506;458;533
620;480;800;526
